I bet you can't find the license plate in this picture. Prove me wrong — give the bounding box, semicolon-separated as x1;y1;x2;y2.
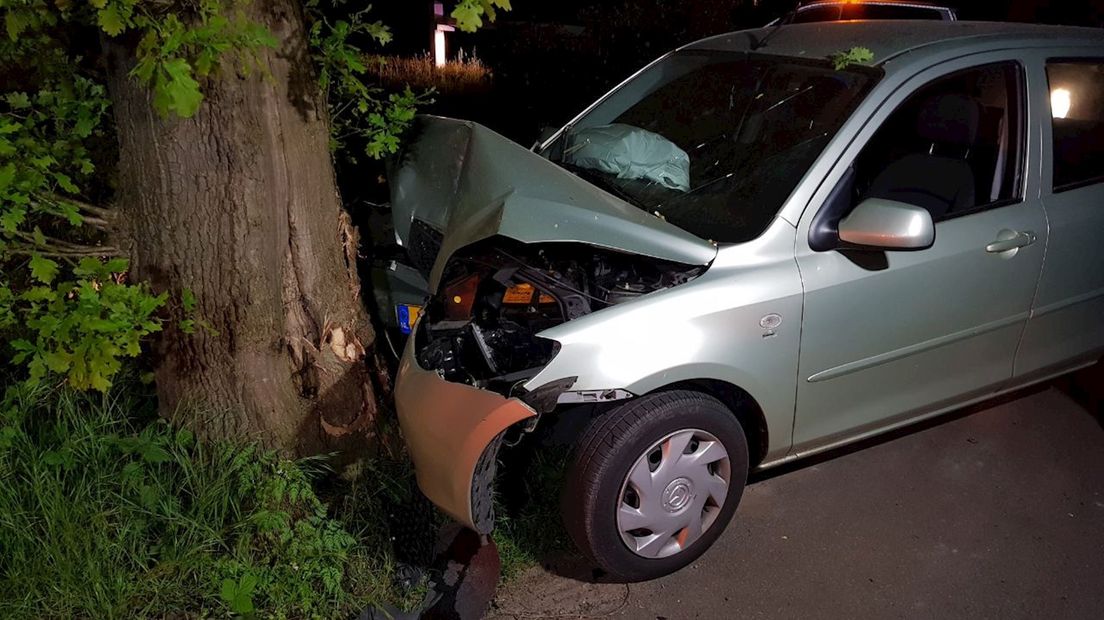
397;304;422;335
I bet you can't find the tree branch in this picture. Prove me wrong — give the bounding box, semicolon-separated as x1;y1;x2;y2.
7;241;123;258
43;192;116;221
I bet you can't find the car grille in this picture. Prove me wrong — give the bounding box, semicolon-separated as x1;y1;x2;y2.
408;218;443;277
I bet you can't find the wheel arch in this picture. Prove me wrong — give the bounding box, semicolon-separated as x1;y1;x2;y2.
648;379;769;468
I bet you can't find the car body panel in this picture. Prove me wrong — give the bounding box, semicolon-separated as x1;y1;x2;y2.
791;48;1049;449
1015;46;1104;378
527;218;804;463
394;333;536;531
389;116;718;291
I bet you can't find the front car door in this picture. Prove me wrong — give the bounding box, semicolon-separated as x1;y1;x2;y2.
1016;49;1104;379
791;53;1047;450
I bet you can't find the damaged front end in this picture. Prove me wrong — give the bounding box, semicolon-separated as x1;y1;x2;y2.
390;116;715;533
397;239;704;533
418;239;704;399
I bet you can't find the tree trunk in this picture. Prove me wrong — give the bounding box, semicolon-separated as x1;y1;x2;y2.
103;0;386;456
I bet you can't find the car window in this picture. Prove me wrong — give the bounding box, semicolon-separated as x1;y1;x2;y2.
850;62;1025;221
546;51;878;244
1046;60;1104;192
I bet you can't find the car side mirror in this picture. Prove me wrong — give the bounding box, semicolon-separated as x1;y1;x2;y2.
838;198;935;251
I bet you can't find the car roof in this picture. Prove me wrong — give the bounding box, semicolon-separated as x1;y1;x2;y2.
685;21;1104;68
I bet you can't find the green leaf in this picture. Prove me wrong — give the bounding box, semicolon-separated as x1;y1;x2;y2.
43;351;72;373
9;339;34;353
97;6;126;37
175;427;194;448
154;58;203;117
220;574;257;615
5;10;30;41
53;173;79;194
0;205;25;233
103;258;129;274
5;92;30;109
181;288;197;313
139;444;172;464
830;46;875;70
74;257;103;277
28;255;59;284
0;426;19;450
452;3;483;32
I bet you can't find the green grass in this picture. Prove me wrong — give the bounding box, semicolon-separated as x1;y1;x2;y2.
492;447;573;581
0;380;420;619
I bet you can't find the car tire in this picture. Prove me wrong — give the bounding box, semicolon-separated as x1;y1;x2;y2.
562;390;749;582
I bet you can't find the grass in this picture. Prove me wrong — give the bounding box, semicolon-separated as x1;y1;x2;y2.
366;51;492;95
0;379;422;619
492;446;574;581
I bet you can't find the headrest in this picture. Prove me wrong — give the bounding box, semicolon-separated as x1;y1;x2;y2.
917;94;980;147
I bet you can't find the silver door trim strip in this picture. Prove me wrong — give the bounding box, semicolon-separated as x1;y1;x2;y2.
807;312;1030;383
761;356;1097;472
1031;286;1104;319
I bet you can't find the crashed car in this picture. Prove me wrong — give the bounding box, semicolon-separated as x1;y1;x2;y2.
388;21;1104;581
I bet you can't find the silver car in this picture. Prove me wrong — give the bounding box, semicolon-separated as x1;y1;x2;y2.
388;21;1104;581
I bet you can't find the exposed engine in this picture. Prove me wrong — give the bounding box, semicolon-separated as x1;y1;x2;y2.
415;239;704;396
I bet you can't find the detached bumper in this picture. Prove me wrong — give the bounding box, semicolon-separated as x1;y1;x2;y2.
395;335;536;533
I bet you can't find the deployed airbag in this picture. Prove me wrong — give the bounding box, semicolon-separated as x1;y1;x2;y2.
566;124;691;191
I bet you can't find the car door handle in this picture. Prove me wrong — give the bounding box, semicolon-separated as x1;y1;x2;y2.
986;230;1036;254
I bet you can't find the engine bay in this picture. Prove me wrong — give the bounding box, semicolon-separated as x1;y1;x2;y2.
415;240;704;397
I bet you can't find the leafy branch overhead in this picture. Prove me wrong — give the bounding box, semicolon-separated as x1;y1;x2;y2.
829;46;875;70
453;0;512;32
307;3;432;161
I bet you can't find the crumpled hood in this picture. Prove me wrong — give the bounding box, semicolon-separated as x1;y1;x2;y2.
389;116;717;290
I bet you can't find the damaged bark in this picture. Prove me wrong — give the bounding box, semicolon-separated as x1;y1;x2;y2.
103;0;384;455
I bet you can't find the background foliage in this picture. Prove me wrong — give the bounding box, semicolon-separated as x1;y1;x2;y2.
0;0;511;393
0;379;423;618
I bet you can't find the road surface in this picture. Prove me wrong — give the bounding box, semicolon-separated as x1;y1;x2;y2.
491;368;1104;619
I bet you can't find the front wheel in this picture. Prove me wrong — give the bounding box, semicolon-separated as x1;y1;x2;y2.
562;390;749;581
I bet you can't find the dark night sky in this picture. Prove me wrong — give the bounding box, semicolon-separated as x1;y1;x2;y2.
370;0;1104;142
378;0;1104;55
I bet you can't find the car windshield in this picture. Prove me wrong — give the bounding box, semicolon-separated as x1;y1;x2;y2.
545;51;879;243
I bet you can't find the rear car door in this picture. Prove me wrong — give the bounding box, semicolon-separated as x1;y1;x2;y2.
792;56;1047;449
1016;54;1104;378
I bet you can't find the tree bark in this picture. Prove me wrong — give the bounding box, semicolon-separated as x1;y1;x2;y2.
103;0;385;456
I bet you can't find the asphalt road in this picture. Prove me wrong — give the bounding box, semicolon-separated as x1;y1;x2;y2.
491;367;1104;619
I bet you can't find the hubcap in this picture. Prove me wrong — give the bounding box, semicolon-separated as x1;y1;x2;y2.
662;478;694;512
616;429;731;559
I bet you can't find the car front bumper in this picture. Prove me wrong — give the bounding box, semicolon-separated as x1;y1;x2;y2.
394;333;537;533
